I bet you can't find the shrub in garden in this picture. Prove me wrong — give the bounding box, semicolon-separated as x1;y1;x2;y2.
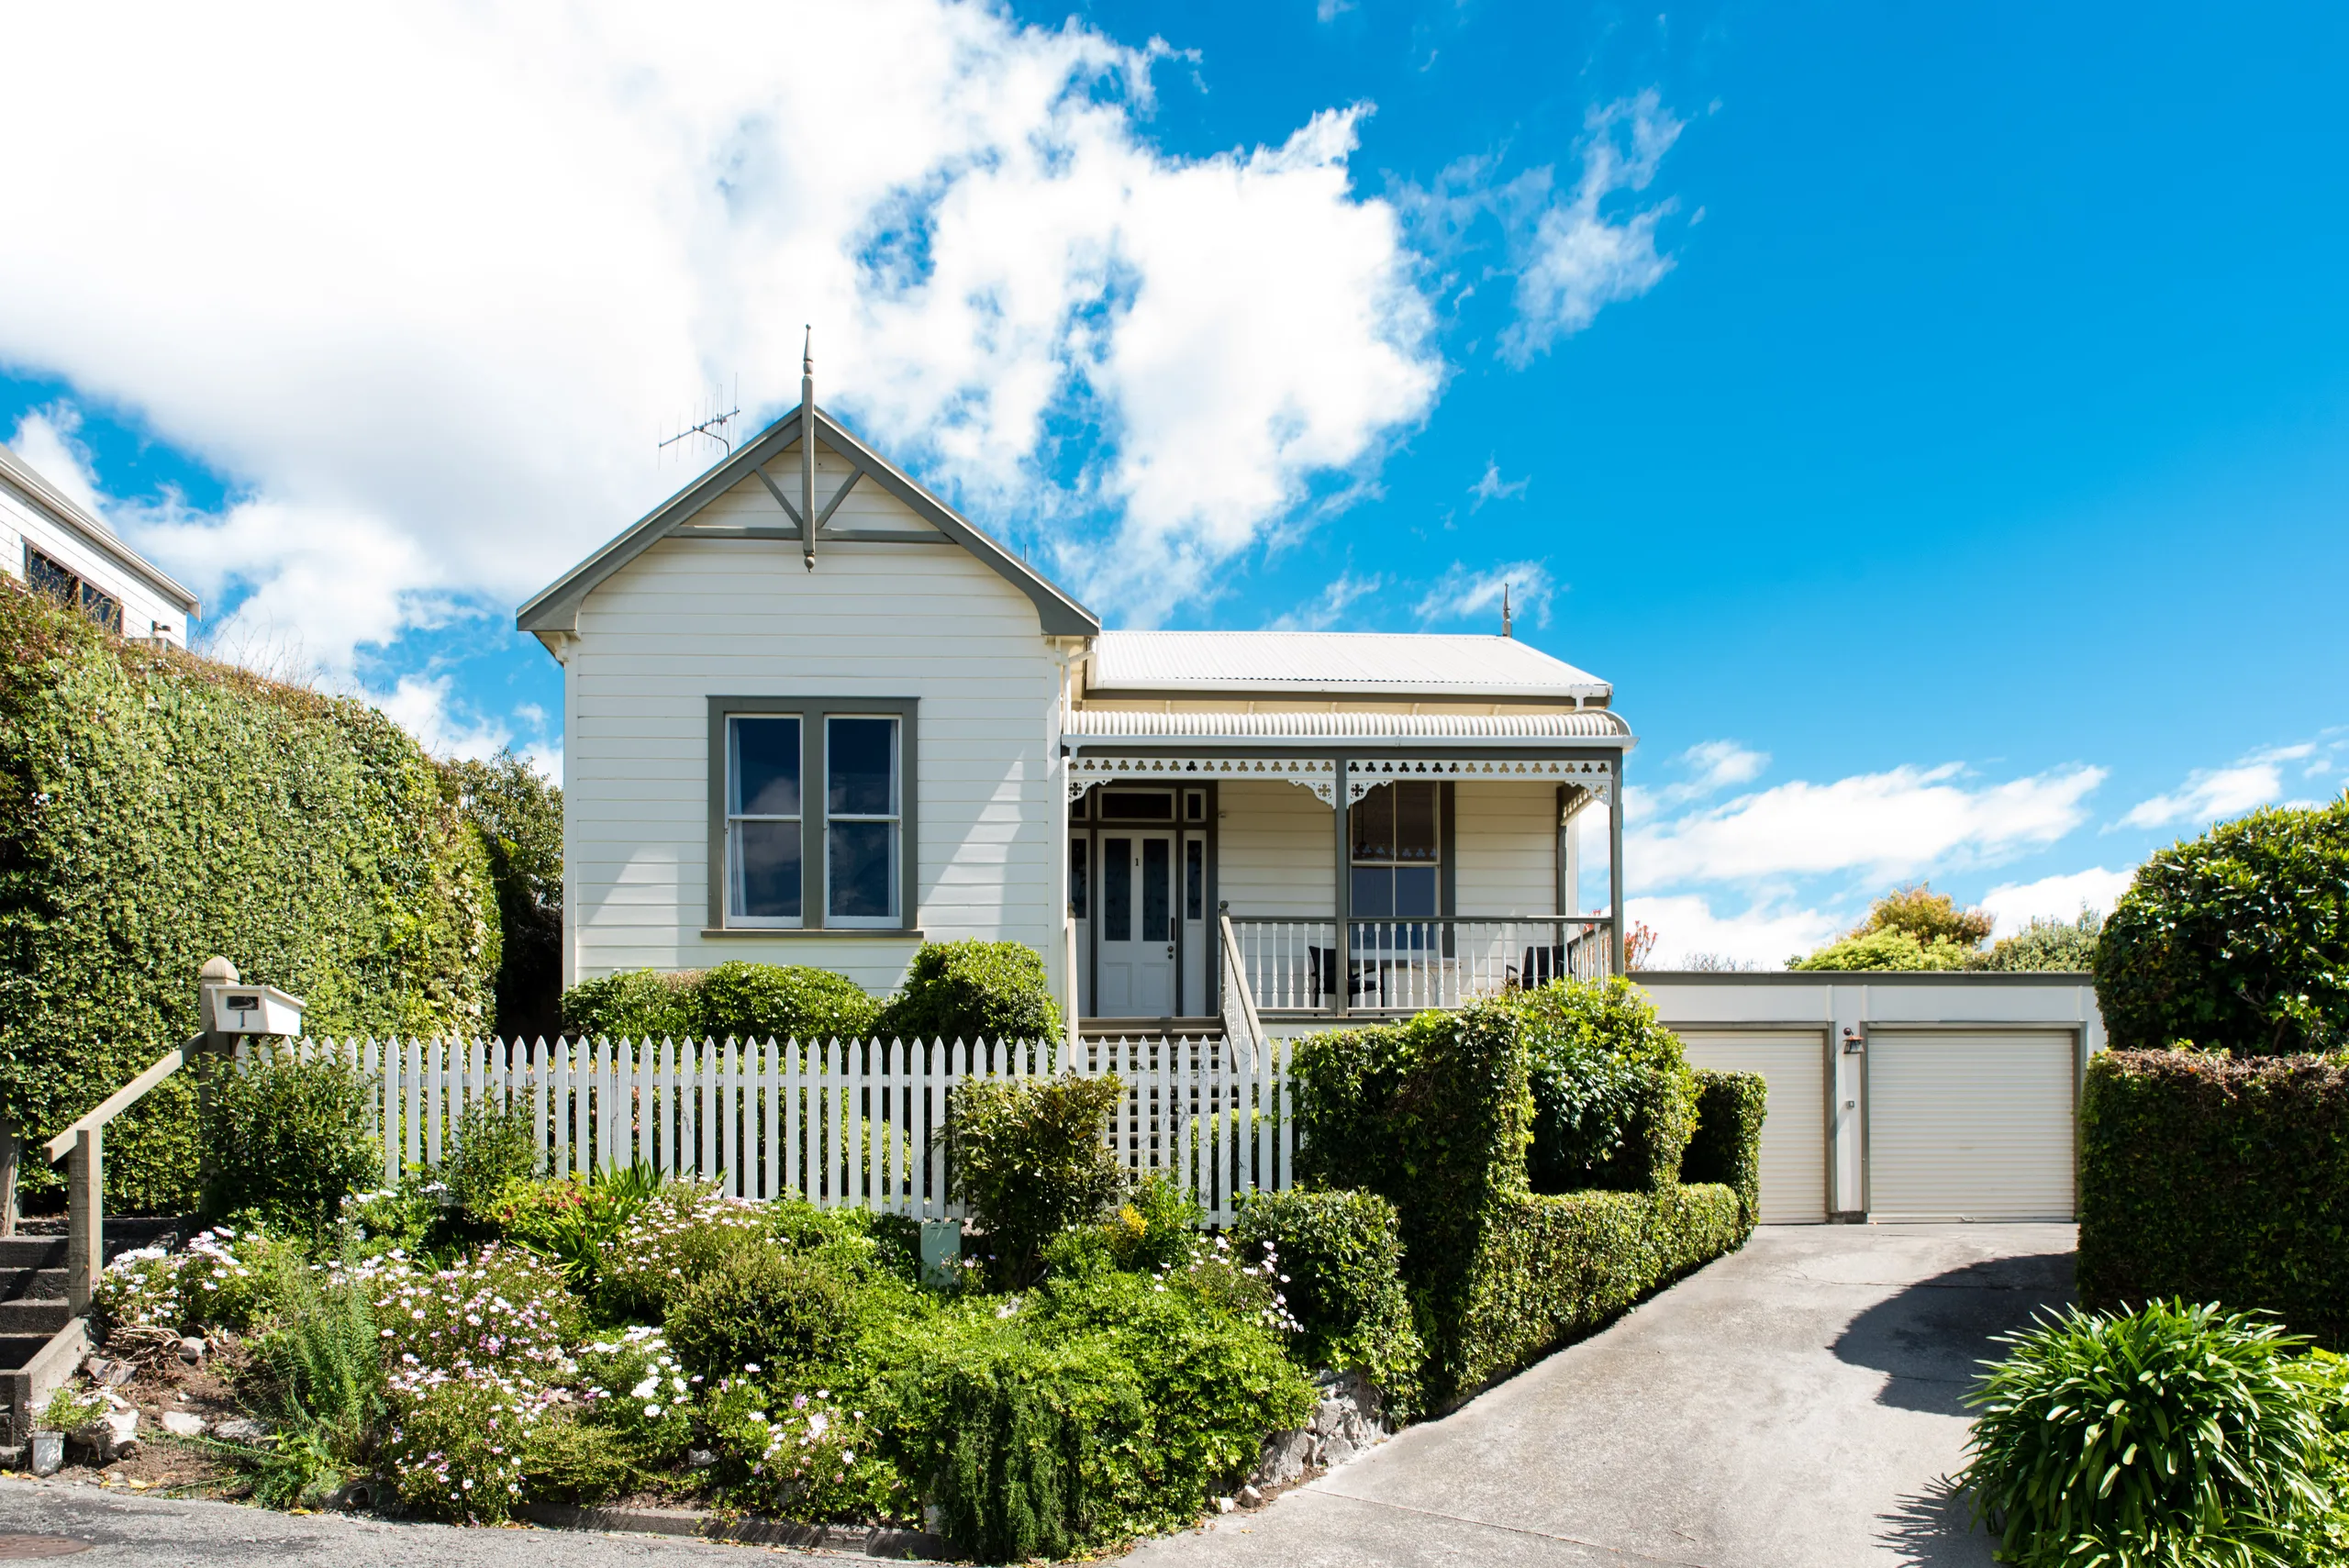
97;1224;290;1334
874;940;1062;1045
1508;978;1698;1193
491;1162;662;1292
515;1411;640;1507
440;1100;540;1226
1095;1173;1205;1276
573;1327;698;1467
0;579;498;1212
664;1246;855;1384
1788;926;1975;972
371;1245;580;1386
200;1053;382;1235
703;1376;905;1523
2096;797;2349;1054
440;748;564;1043
595;1183;773;1320
1792;882;1990;971
1973;910;2102;972
340;1176;444;1260
941;1073;1123;1284
560;968;698;1040
1679;1069;1768;1226
1233;1188;1423;1417
383;1371;547;1523
1961;1302;2336;1567
694;961;881;1044
2078;1049;2349;1347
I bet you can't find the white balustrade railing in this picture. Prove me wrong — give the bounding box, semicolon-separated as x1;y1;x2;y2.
239;1033;1292;1228
1230;916;1614;1015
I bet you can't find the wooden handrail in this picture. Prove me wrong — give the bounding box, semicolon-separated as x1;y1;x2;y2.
45;1040;200;1162
45;1035;206;1316
1218;911;1267;1053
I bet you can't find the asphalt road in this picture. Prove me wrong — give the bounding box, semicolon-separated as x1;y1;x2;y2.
1127;1224;2075;1568
0;1224;2071;1567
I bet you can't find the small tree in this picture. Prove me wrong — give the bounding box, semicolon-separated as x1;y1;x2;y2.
1975;910;2101;972
1793;882;1990;971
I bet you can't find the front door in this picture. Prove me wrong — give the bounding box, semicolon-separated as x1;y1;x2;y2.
1096;829;1176;1016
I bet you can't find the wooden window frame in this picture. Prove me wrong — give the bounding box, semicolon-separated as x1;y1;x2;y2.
707;697;919;934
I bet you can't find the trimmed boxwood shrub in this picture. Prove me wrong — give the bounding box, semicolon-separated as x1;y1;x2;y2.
1232;1188;1424;1417
664;1246;856;1382
561;962;879;1043
2095;798;2349;1054
562;968;697;1040
0;581;499;1210
1508;978;1698;1193
2078;1048;2349;1347
874;940;1062;1045
1681;1069;1767;1225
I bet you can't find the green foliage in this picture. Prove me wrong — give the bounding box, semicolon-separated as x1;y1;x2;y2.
39;1384;107;1434
200;1054;382;1236
440;1099;539;1226
664;1246;855;1384
340;1176;442;1260
874;940;1063;1045
1681;1070;1768;1225
573;1327;696;1468
1232;1188;1423;1417
1099;1173;1206;1276
1974;909;2103;972
694;961;881;1044
95;1224;293;1333
492;1163;662;1292
2078;1050;2349;1347
704;1378;906;1523
372;1245;580;1383
560;968;698;1040
2096;798;2349;1054
1859;881;1995;948
1961;1302;2336;1568
440;749;563;1042
0;579;499;1210
228;1245;385;1508
943;1072;1124;1285
518;1411;640;1506
383;1373;541;1523
1790;926;1976;971
1508;978;1698;1193
594;1184;774;1321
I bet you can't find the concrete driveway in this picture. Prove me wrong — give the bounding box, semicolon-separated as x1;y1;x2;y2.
1128;1224;2075;1568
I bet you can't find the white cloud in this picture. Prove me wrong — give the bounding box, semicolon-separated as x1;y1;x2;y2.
0;1;1442;668
1627;894;1838;971
1414;560;1553;628
6;408;106;519
1499;93;1683;363
1980;867;2136;936
1467;459;1529;509
377;673;560;775
1628;740;1770;815
1630;762;2108;888
1273;571;1383;631
2120;743;2321;830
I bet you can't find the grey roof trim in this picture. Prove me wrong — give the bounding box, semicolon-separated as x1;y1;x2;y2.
1064;707;1633;742
517;405;1098;639
0;444;200;617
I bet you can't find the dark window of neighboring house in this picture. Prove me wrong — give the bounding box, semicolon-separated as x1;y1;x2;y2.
24;547;122;633
1349;782;1440;919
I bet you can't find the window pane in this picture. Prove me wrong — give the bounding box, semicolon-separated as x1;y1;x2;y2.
1141;838;1171;942
1351;866;1395;917
729;820;802;919
27;550;75;606
1185;839;1203;920
1351;787;1396;863
829;820;896;919
1103;838;1131;942
1100;793;1174;822
79;584;121;633
1070;839;1089;919
828;717;896;817
1395;784;1440;862
1395;865;1439;917
729;717;800;816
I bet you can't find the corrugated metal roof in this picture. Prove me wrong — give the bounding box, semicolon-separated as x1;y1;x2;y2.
1087;630;1608;698
1063;708;1632;744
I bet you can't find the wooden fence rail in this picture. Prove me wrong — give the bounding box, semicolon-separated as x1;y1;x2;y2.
241;1035;1294;1227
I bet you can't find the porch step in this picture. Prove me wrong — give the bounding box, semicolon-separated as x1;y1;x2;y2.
0;1301;72;1339
0;1238;64;1273
0;1218;191;1440
1079;1017;1226;1040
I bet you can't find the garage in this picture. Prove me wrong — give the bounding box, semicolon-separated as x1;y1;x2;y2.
1679;1031;1829;1224
1866;1029;2077;1222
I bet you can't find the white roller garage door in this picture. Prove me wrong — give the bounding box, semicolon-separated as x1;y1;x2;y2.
1867;1030;2076;1222
1679;1032;1828;1224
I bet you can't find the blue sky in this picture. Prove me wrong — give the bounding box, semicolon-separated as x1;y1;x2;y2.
3;1;2343;963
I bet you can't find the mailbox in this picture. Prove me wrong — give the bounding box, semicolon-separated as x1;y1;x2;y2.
205;981;306;1037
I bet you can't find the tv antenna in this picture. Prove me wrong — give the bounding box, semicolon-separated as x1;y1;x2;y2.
658;376;741;463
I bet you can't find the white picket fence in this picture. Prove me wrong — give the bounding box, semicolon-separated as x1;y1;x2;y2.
243;1035;1294;1226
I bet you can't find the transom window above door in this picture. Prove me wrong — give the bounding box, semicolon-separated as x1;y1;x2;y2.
708;698;918;932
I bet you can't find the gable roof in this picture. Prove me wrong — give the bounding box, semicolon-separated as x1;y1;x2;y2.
517;404;1098;640
1084;630;1609;702
0;443;199;617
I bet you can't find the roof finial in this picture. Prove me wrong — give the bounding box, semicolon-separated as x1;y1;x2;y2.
800;326;817;573
1502;582;1513;639
803;324;813;380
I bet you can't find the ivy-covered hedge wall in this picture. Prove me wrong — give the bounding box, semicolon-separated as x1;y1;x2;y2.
1290;998;1759;1407
0;582;499;1211
1681;1069;1768;1226
2078;1048;2349;1348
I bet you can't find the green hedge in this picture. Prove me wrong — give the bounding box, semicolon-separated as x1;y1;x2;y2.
0;582;498;1210
873;940;1062;1045
1681;1069;1768;1225
562;962;882;1044
1511;978;1698;1193
1290;1001;1759;1407
2078;1048;2349;1348
2096;798;2349;1054
1231;1187;1424;1418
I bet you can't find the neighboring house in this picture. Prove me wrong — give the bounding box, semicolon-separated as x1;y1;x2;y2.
0;442;198;643
520;363;1631;1031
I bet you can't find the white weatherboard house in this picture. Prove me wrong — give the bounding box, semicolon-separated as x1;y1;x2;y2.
521;366;2104;1229
1;443;198;644
520;366;1630;1037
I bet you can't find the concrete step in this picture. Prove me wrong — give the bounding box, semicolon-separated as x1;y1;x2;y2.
0;1335;56;1375
0;1271;68;1304
0;1239;64;1272
0;1301;70;1338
